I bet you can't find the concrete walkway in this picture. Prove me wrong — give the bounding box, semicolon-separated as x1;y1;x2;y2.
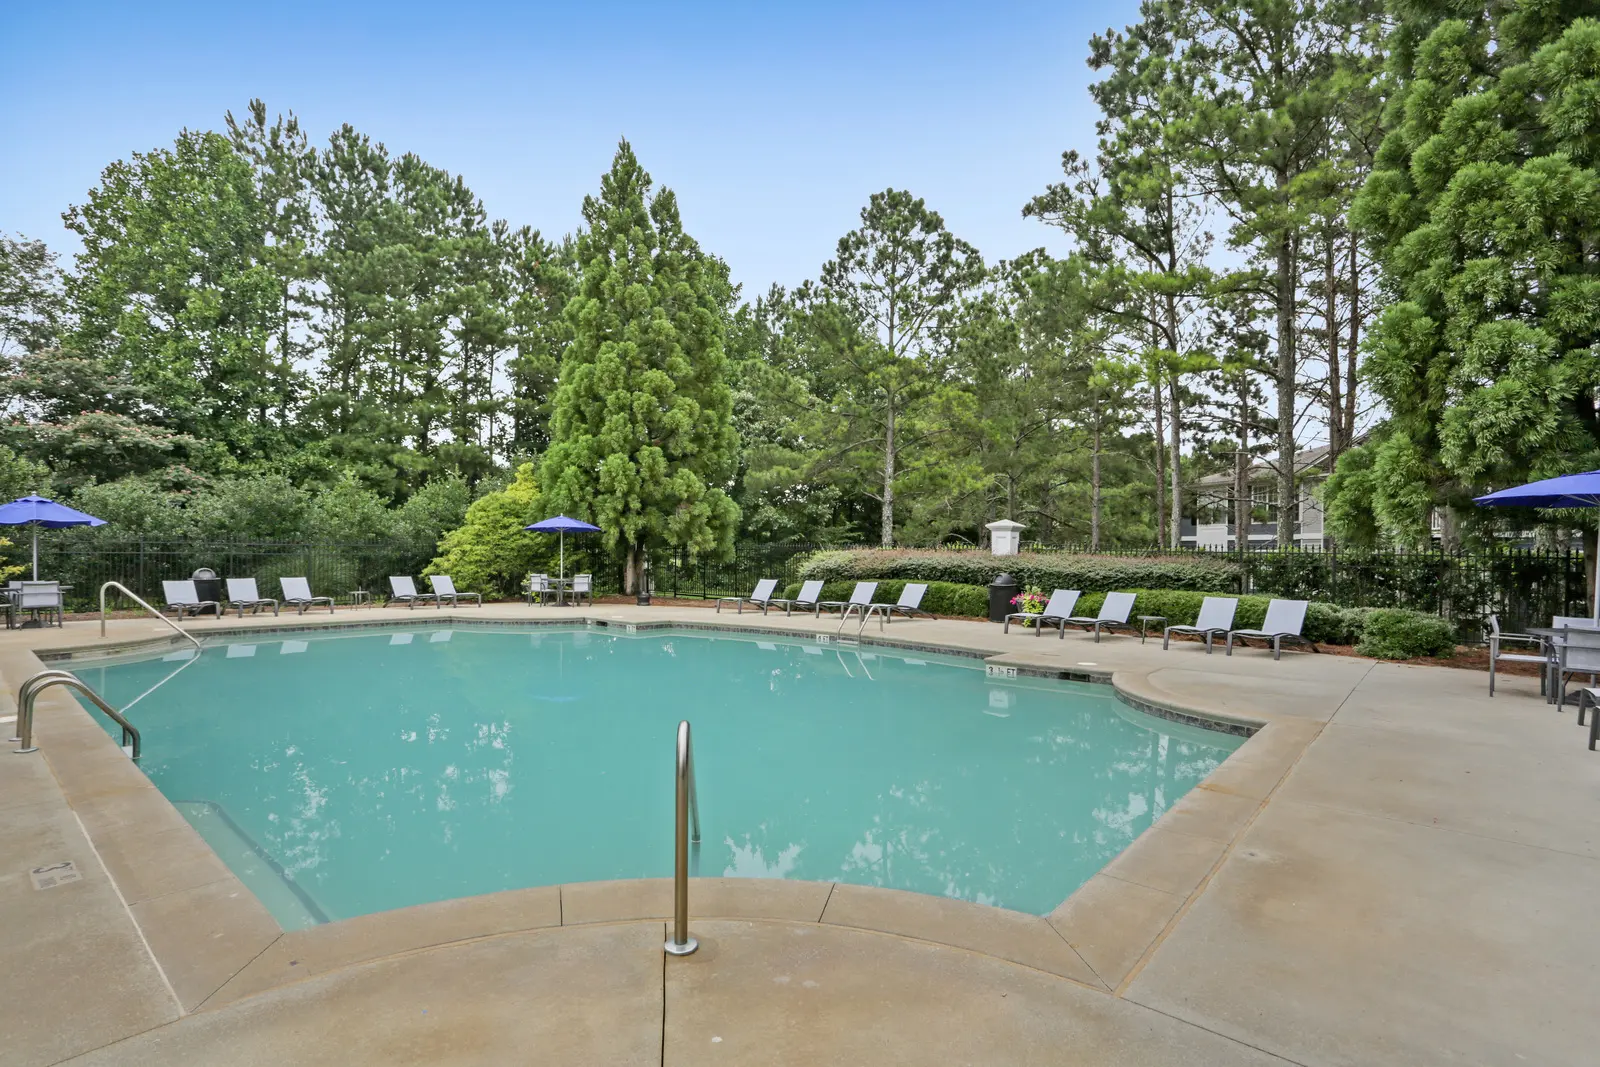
1;602;1595;1066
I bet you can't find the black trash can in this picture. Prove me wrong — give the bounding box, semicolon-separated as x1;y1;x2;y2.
988;572;1018;623
191;567;223;615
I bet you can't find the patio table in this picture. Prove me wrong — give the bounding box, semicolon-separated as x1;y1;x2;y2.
1528;625;1598;705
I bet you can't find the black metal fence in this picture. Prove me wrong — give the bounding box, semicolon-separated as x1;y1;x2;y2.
1228;546;1590;637
19;536;439;613
21;530;1586;637
642;542;831;601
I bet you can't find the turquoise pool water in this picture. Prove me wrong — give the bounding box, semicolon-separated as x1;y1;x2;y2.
75;626;1242;926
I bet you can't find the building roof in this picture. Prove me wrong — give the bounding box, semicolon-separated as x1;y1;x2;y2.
1191;444;1338;488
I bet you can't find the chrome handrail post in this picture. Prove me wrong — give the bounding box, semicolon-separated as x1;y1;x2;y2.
100;581;203;651
665;719;699;956
14;669;141;760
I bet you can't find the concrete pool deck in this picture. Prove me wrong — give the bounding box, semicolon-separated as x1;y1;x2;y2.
1;602;1596;1065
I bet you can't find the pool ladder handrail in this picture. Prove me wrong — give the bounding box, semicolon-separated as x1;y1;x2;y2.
100;580;202;651
665;719;701;956
13;669;141;761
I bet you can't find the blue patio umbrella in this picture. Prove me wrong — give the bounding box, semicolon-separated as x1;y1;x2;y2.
1475;470;1600;617
523;515;601;580
0;495;107;580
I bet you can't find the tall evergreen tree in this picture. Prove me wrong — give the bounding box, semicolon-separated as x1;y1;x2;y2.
806;190;985;545
540;141;739;594
63;129;286;461
1329;7;1600;551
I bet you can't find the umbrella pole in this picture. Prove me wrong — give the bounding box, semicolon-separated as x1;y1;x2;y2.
560;531;565;582
32;524;38;581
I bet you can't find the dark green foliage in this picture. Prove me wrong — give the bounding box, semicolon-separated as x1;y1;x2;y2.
540;141;740;594
1355;609;1458;660
779;579;989;617
1330;8;1600;542
796;549;1240;593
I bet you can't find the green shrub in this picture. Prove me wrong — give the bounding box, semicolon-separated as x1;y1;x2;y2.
796;548;1240;593
779;579;989;617
775;577;1450;649
1355;608;1458;660
425;463;544;597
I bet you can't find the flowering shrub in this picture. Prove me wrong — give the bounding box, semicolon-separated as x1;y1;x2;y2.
1009;586;1046;623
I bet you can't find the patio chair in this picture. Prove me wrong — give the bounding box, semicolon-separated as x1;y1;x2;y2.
817;581;878;623
859;583;933;630
15;581;64;628
716;578;779;614
1003;589;1080;637
162;579;220;621
769;579;825;617
1063;591;1137;643
225;578;279;619
280;577;335;615
389;576;440;609
526;574;549;606
1163;597;1238;654
1487;615;1548;697
572;574;593;606
1226;599;1311;660
429;575;482;608
1555;627;1600;708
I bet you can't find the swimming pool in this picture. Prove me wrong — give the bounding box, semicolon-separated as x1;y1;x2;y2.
74;625;1242;927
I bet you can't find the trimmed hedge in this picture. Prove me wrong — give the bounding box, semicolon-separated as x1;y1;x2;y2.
780;579;988;618
1355;608;1458;659
795;549;1240;593
779;578;1455;658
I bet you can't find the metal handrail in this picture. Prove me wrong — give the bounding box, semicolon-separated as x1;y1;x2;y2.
14;669;141;760
100;581;202;650
665;719;701;957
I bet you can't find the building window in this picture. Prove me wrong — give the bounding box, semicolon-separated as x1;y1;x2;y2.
1250;485;1277;524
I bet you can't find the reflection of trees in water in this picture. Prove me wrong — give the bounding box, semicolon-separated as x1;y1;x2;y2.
722;835;804;878
828;720;1230;909
253;710;517;884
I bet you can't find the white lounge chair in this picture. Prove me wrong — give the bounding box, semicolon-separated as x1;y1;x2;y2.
1163;597;1237;654
1003;589;1080;637
767;579;824;617
280;576;335;615
1226;599;1310;660
389;576;440;609
817;581;878;622
163;579;220;620
572;573;592;606
1064;591;1137;642
429;575;481;608
1487;615;1547;697
716;578;779;614
226;578;279;618
859;583;933;630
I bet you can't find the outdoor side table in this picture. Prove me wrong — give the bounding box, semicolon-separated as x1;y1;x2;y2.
348;590;372;608
1137;615;1167;644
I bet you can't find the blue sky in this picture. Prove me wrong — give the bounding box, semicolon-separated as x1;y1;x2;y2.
0;0;1134;296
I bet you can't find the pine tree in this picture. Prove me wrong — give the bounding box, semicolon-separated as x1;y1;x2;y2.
1328;8;1600;548
540;141;739;594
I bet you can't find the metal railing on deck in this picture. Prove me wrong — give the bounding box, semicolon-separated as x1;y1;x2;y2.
100;581;202;650
665;719;701;957
14;669;141;760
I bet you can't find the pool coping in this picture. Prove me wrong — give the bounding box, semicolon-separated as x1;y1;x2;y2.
5;609;1305;1017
